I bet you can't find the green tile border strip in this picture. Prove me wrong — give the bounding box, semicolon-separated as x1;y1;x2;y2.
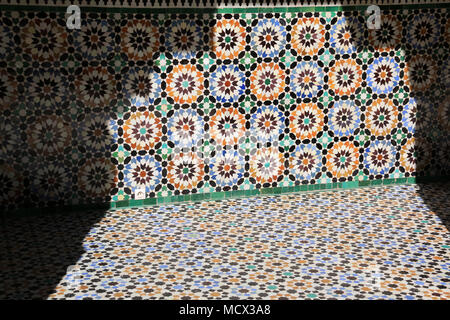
0;3;449;14
5;175;449;217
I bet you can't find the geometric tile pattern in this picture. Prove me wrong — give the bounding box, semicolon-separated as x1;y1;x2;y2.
0;0;448;8
0;7;449;211
1;182;449;299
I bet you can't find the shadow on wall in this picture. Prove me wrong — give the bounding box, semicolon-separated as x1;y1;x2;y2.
0;5;450;299
0;10;118;299
0;7;228;300
396;10;450;231
336;9;450;230
406;11;450;232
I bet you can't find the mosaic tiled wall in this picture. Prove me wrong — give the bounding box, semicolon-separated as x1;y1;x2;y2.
0;4;449;211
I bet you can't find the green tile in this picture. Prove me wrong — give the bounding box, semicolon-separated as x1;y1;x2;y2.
260;188;273;195
282;187;292;193
223;191;234;198
217;8;233;14
298;7;315;12
191;193;205;202
372;179;382;186
328;6;344;12
383;179;395;185
359;180;371;187
259;7;273;13
273;7;287;13
231;190;245;197
272;187;282;194
315;6;329;12
286;7;296;13
143;198;157;206
129;199;143;207
342;181;358;189
232;8;247;14
115;200;129;208
203;8;219;14
396;178;407;184
344;6;360;12
245;189;259;197
407;177;417;184
211;192;225;200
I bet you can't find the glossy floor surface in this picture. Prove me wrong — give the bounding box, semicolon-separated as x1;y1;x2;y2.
1;182;449;299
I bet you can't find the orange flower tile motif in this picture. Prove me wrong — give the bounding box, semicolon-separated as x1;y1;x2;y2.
289;103;325;140
400;138;431;173
328;59;362;96
249;147;284;184
211;19;246;60
289;144;322;181
209;107;246;146
75;67;116;108
326;141;359;178
123;111;162;150
121;19;159;61
250;62;285;101
78;158;118;199
291;18;325;56
166;64;204;104
404;55;437;92
368;14;402;51
365;99;398;136
21;18;67;61
167;152;204;190
26;115;71;157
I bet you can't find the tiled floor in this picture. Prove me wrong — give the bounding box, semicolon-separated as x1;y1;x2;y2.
1;182;449;300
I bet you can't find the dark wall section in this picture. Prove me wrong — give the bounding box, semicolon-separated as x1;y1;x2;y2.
0;5;449;214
